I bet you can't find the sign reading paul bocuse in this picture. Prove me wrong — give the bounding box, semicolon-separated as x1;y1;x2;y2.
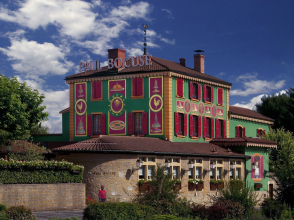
80;55;152;72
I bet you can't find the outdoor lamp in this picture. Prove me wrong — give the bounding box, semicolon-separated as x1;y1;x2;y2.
188;160;194;169
210;161;216;169
230;161;235;169
165;159;171;168
136;159;143;168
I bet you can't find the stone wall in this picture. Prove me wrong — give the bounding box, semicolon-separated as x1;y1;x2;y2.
0;183;85;211
56;152;266;205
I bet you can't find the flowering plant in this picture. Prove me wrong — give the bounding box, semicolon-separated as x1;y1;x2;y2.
210;179;224;184
86;197;95;205
0;158;9;168
174;178;181;184
188;179;204;184
138;179;148;184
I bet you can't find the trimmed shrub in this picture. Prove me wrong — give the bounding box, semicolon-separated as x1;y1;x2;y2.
83;202;155;220
191;204;209;219
6;205;36;220
216;199;244;219
0;203;7;212
149;215;179;220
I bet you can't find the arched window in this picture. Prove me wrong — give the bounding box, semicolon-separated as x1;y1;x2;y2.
257;128;266;137
236;125;246;137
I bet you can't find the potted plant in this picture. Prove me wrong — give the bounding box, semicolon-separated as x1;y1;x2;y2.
188;179;204;190
138;179;149;191
210;179;218;190
173;179;181;190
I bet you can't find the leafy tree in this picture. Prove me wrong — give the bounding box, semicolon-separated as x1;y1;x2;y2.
255;86;294;133
30;123;49;135
0;74;48;143
135;164;191;217
262;128;294;208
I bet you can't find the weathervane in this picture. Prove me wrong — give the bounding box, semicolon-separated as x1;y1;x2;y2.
143;24;148;55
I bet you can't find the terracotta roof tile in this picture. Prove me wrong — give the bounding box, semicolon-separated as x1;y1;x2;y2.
53;135;246;158
59;107;70;114
210;137;277;148
229;105;274;122
66;57;231;86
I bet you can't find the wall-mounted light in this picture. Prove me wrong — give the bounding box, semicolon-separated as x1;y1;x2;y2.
132;158;143;173
210;161;216;169
230;161;235;169
165;159;171;168
188;160;194;169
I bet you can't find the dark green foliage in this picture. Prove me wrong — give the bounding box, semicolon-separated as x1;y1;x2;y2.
6;205;36;220
219;180;258;214
0;203;7;212
215;199;245;219
135;164;191;217
261;198;288;219
263;128;294;207
48;217;81;220
0;211;9;220
149;215;179;220
0;74;48;143
191;203;228;220
83;202;155;220
0;168;83;184
255;86;294;133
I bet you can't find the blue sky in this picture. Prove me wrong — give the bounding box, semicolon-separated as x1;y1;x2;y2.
0;0;293;133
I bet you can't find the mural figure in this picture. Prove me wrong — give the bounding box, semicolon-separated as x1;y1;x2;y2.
152;80;160;93
76;118;86;134
255;161;260;178
151;113;162;133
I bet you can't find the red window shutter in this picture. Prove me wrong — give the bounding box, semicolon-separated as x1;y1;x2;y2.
88;114;92;136
184;114;187;136
203;117;207;138
175;112;179;135
96;81;102;99
189;114;194;137
211;118;214;138
198;84;201;100
216;119;219;138
137;78;143;96
142;112;147;134
211;87;214;103
128;113;133;135
177;78;183;97
236;126;239;137
251;155;254;178
217;88;221;105
203;85;207;101
198;116;201;137
223;120;226;138
189;81;193;99
243;127;246;137
101;114;106;135
260;156;264;178
220;88;223;105
132;78;136;96
262;130;266;136
92;82;95;99
257;129;261;137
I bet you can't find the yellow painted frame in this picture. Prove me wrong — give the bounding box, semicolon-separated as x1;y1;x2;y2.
108;79;126;99
149;109;164;135
74;82;87;102
108;111;126;136
74;82;87;137
74;113;87;137
149;76;163;98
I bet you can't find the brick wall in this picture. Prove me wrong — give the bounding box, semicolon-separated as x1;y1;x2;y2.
0;183;85;211
56;152;257;205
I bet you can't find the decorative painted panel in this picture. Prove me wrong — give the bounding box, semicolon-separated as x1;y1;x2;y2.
75;82;87;136
149;76;163;135
217;108;223;116
176;100;184;110
191;103;198;113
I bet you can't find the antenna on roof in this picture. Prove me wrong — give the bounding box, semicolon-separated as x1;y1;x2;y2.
143;24;148;55
194;50;204;54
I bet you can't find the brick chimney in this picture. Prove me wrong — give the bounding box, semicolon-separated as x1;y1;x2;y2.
194;53;205;73
108;48;126;72
179;58;186;67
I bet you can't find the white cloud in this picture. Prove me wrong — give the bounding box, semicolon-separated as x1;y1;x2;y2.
43;118;63;134
0;0;97;39
160;37;175;45
162;9;174;19
110;2;150;19
233;89;287;110
0;37;74;80
230;73;285;96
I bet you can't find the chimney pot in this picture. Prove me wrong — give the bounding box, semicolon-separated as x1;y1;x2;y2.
108;48;126;72
179;58;186;67
194;54;205;73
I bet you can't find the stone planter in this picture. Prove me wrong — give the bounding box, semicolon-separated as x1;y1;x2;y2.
138;182;149;191
173;183;181;191
195;182;204;190
188;182;197;190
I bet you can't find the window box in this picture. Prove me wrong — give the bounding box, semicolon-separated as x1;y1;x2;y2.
210;180;223;190
188;182;204;190
138;182;149;191
210;182;218;190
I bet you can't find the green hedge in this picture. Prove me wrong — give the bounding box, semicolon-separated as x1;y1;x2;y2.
83;202;155;220
0;169;83;184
